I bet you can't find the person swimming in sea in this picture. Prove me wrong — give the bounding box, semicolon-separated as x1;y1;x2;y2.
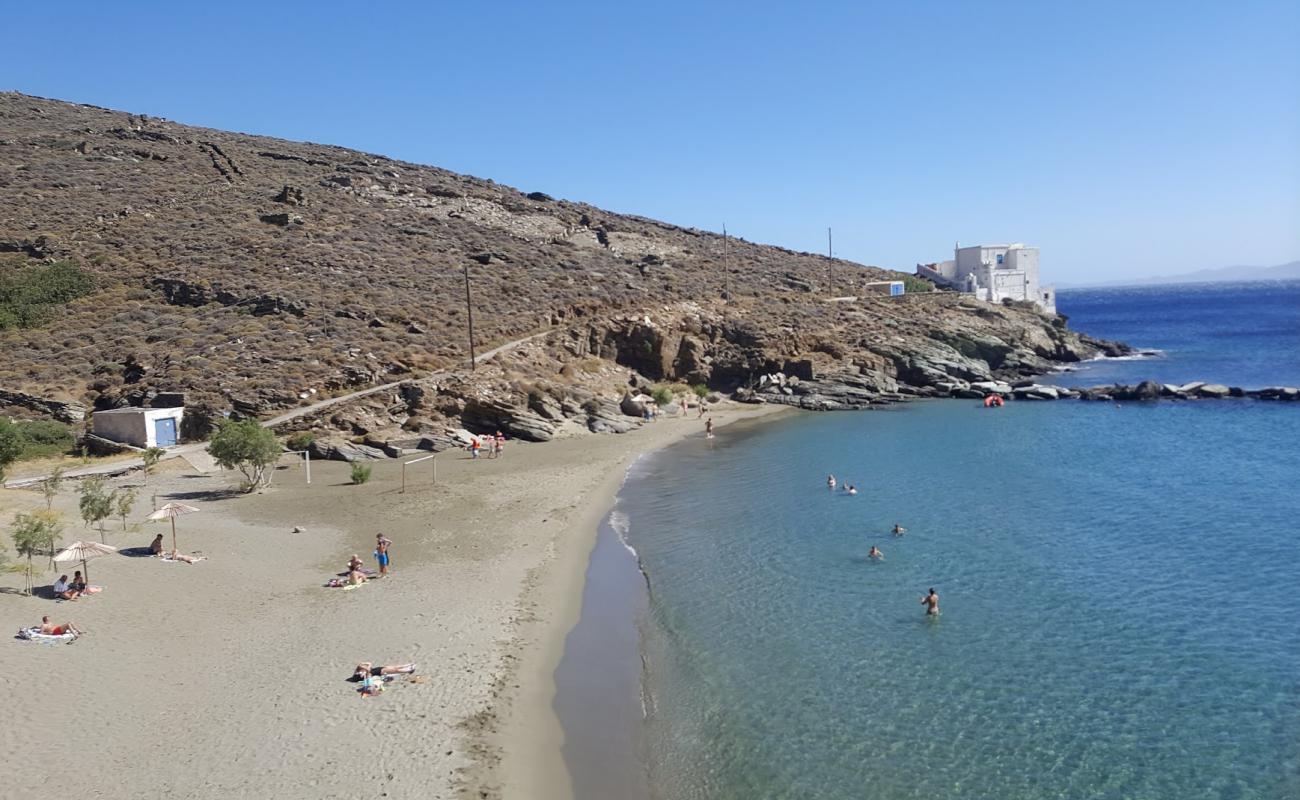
892;524;906;536
827;474;836;490
921;587;940;616
868;546;884;561
846;485;858;496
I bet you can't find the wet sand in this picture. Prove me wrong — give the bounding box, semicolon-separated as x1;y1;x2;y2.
0;402;786;799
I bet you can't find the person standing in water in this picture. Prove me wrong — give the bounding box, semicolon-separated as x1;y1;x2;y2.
892;524;907;536
705;417;714;438
921;587;940;616
868;546;884;561
827;474;836;490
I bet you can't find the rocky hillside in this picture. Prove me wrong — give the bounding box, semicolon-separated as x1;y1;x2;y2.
0;92;1127;447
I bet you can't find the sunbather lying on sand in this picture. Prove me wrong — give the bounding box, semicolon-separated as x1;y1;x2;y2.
350;662;417;680
350;662;417;696
39;616;82;637
163;550;205;564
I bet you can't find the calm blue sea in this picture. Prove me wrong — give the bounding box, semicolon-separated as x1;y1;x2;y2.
559;282;1300;800
1055;280;1300;389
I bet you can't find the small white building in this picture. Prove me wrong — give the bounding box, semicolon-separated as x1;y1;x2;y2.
92;406;185;448
917;243;1056;312
860;280;906;297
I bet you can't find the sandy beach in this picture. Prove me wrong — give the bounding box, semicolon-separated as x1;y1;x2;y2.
0;402;786;799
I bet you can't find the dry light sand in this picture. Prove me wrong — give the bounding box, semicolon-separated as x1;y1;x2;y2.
0;402;786;799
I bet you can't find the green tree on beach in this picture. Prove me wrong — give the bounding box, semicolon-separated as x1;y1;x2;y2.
207;418;281;492
39;465;65;510
11;510;63;596
141;447;165;475
0;418;21;484
78;475;114;543
115;487;137;531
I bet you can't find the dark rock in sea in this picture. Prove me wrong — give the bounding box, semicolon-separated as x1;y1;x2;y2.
1133;380;1163;400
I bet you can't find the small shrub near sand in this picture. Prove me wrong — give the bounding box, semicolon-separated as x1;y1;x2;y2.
285;432;315;452
692;383;710;398
651;385;674;406
350;463;373;485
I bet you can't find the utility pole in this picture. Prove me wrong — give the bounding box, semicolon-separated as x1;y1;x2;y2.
827;227;834;294
723;223;731;302
463;262;477;371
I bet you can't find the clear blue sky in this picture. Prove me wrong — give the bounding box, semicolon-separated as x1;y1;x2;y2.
4;1;1297;283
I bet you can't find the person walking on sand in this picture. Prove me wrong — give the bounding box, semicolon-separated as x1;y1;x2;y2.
375;534;392;576
469;438;481;459
921;587;940;617
495;431;506;459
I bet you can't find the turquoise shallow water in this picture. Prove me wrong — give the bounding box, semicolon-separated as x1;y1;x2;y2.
619;400;1300;799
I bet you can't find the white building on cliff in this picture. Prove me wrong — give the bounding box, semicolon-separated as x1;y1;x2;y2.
917;243;1056;313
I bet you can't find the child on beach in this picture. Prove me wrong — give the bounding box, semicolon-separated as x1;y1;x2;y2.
375;534;392;576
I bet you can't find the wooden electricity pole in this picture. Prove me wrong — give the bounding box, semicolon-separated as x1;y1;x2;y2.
827;227;833;294
723;223;731;302
463;262;477;370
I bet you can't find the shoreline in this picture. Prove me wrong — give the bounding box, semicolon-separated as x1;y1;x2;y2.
485;403;791;800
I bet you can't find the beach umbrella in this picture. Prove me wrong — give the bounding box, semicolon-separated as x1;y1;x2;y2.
53;540;118;583
146;502;200;552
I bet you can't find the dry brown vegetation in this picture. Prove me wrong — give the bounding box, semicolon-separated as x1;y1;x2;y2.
0;92;1123;444
0;92;913;413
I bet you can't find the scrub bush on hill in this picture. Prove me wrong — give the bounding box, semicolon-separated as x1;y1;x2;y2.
11;420;76;459
0;260;97;329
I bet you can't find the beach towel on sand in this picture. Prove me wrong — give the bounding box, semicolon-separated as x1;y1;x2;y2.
16;627;76;644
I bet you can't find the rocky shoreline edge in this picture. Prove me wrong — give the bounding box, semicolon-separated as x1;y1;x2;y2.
740;373;1300;406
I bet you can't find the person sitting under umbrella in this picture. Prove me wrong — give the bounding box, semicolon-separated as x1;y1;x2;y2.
52;575;80;601
39;616;82;637
149;534;164;556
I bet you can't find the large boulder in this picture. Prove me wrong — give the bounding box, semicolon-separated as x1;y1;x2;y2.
586;399;637;434
620;393;650;418
310;439;387;462
461;398;556;442
1197;384;1231;398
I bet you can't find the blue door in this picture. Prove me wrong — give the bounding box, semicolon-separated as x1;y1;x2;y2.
154;417;177;447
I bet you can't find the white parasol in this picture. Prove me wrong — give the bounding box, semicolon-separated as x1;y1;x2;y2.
146;502;201;552
53;540;118;583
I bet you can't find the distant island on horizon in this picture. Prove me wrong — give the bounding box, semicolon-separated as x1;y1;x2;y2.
1058;259;1300;290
